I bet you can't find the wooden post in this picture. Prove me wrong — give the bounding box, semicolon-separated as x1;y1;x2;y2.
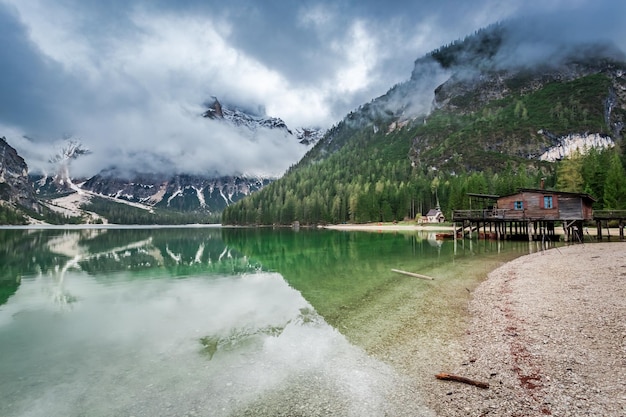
619;220;624;241
597;221;602;241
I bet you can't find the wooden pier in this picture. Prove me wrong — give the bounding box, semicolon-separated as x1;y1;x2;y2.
452;209;569;241
593;210;626;241
452;189;596;242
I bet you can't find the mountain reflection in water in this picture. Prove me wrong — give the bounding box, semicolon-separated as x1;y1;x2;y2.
0;227;449;417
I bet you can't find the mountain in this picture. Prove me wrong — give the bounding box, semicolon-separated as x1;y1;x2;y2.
80;171;271;213
0;137;40;213
222;22;626;226
202;97;325;145
305;24;625;172
203;97;291;131
1;97;324;223
70;98;323;216
0;95;327;224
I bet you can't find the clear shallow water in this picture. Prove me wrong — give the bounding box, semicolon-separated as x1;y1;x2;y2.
0;227;546;416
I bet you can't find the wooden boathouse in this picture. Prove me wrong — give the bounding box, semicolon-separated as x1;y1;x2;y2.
452;189;596;242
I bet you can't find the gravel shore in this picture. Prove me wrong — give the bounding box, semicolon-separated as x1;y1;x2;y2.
420;242;626;416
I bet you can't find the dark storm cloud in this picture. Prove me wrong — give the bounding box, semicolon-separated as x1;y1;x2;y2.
0;0;624;177
0;4;69;133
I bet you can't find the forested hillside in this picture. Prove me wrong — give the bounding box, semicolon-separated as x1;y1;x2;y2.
222;25;626;226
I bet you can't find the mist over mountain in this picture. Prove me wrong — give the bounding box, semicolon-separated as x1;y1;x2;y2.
303;20;625;167
0;96;325;224
22;99;322;218
202;97;325;146
223;20;626;225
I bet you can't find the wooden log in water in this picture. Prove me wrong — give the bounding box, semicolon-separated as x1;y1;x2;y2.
391;269;435;280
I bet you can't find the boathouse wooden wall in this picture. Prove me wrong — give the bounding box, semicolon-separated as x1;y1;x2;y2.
560;196;590;220
496;190;593;221
497;191;557;220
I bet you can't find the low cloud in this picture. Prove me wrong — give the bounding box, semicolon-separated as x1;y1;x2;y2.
1;0;624;178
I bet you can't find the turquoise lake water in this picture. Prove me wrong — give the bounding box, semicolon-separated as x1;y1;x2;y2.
0;226;553;416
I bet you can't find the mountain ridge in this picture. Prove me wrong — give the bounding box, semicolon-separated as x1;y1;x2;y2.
0;96;324;223
222;22;626;225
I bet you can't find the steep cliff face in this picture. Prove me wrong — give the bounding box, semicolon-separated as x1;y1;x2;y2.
402;24;626;172
413;67;625;167
0;137;39;211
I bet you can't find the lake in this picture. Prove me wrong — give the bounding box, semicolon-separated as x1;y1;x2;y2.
0;226;553;416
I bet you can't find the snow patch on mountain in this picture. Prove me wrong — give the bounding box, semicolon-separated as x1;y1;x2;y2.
539;132;614;161
193;186;206;208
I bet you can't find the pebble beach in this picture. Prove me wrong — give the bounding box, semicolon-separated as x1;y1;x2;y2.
418;241;626;416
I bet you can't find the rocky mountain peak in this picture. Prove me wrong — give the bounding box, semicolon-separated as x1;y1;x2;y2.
203;96;224;119
202;96;287;129
0;137;40;211
201;96;324;146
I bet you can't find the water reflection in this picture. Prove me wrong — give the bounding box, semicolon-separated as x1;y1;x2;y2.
221;228;543;328
0;228;435;417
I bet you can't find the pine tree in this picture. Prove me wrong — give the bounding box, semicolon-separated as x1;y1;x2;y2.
603;152;626;209
556;150;584;192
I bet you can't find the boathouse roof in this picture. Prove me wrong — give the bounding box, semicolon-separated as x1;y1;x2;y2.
466;193;500;200
502;188;597;202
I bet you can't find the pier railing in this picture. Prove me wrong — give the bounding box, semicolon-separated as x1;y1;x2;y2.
452;209;510;221
593;210;626;220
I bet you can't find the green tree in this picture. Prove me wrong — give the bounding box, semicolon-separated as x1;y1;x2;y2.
603;152;626;209
556;150;584;192
581;147;609;206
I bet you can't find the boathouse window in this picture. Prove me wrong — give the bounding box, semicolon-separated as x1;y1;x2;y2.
543;196;553;209
514;201;523;210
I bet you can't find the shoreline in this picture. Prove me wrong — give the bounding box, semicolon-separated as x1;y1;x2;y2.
321;223;454;232
322;222;622;237
415;241;626;416
320;223;625;415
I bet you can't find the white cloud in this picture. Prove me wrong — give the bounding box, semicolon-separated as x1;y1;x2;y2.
331;21;378;94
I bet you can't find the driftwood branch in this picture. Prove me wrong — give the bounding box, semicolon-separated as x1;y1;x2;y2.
435;372;489;389
391;269;435;280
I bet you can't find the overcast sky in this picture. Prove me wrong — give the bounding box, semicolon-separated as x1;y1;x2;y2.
1;0;624;177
